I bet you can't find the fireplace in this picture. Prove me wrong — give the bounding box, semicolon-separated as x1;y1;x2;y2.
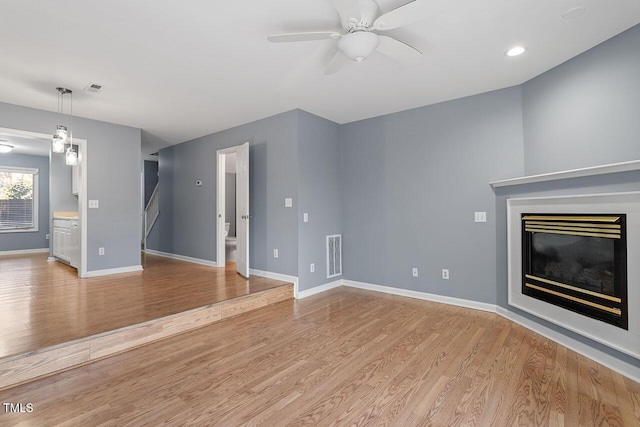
521;214;627;329
507;192;640;360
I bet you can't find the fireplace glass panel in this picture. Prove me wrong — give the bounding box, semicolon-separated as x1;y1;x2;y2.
530;233;614;296
522;214;627;329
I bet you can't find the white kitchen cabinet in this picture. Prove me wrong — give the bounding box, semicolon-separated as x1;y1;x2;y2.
53;218;75;264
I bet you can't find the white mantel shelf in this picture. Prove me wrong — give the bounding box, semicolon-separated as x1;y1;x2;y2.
490;160;640;188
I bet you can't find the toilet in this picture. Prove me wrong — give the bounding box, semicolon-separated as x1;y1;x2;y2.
224;222;230;237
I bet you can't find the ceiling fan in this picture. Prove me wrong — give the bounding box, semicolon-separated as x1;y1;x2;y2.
268;0;438;74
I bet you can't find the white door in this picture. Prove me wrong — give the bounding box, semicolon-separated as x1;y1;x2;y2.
236;142;250;278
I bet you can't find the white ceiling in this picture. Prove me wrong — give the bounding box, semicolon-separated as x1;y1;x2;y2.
1;0;639;155
0;132;49;157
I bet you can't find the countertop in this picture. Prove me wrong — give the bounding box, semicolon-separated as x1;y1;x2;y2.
53;211;79;220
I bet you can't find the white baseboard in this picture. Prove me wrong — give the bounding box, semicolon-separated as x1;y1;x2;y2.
343;280;497;313
0;248;49;256
249;269;299;297
144;249;218;267
297;279;344;299
85;265;143;278
496;307;640;383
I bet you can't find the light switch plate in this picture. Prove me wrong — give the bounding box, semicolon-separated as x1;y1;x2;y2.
285;198;292;208
474;212;487;223
89;200;99;209
412;268;418;277
273;249;279;258
310;263;315;273
303;213;309;222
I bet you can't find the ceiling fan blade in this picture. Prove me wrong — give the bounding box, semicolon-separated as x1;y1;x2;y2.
325;51;350;75
373;0;441;31
376;36;422;62
267;32;341;43
334;0;362;28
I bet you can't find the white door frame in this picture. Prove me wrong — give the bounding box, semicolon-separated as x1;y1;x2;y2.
0;127;88;278
216;144;248;268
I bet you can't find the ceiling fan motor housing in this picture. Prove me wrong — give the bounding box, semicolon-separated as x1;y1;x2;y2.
346;0;380;30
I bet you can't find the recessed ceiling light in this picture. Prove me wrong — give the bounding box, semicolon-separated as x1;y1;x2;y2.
562;6;586;20
0;143;14;154
506;46;526;57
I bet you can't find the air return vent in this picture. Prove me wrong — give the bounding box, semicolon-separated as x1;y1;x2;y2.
84;83;103;94
326;234;342;278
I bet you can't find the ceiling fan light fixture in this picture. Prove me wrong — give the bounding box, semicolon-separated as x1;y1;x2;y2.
338;31;379;63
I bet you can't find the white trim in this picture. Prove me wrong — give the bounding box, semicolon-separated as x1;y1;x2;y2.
143;249;218;267
47;256;56;262
343;280;498;313
297;279;344;299
249;268;299;298
84;265;143;278
216;149;226;267
490;159;640;188
497;307;640;383
0;165;39;234
0;248;49;256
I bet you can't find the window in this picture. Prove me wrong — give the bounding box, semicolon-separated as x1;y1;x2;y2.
0;166;39;232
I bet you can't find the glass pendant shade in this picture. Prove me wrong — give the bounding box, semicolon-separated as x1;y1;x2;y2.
52;135;66;153
55;125;68;143
65;147;78;166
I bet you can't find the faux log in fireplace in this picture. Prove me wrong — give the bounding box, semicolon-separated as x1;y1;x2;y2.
522;214;628;329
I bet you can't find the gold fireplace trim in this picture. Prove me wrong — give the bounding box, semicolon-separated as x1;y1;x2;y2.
525;274;621;303
523;215;621;239
525;283;621;316
523;215;620;223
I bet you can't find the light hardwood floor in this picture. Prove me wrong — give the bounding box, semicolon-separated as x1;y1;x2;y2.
0;252;290;359
1;287;638;426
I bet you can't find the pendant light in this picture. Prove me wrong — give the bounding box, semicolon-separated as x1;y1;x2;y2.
52;87;78;166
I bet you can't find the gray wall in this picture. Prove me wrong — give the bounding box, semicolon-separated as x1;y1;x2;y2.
0;153;49;251
148;110;300;276
297;110;342;292
522;24;640;175
144;160;159;207
50;147;78;213
225;173;236;237
340;87;524;303
0;102;142;272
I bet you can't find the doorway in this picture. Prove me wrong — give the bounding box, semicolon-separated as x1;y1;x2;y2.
216;142;249;278
0;127;88;277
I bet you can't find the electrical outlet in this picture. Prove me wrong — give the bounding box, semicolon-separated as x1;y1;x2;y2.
273;249;279;258
442;269;449;280
412;267;419;277
46;234;50;240
89;200;99;209
310;263;315;273
303;212;309;223
474;211;487;223
99;247;105;256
